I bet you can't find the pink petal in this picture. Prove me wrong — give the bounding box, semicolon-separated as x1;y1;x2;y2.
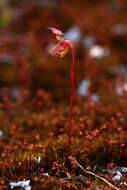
47;27;63;36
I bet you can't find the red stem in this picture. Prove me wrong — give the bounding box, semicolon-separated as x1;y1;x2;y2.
68;49;75;155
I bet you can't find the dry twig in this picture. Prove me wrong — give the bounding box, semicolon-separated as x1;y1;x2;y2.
75;160;119;190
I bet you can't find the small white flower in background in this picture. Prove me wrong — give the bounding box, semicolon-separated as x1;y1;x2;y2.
42;172;50;177
112;171;122;182
89;45;110;59
0;130;3;137
10;180;31;190
34;156;41;163
77;79;99;101
77;79;90;97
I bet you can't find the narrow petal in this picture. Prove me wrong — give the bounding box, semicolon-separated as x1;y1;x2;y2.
46;27;63;36
49;40;64;53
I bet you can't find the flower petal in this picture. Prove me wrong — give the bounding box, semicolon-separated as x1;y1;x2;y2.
47;27;63;36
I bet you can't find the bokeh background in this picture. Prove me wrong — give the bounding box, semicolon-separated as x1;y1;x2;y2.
0;0;127;103
1;2;127;189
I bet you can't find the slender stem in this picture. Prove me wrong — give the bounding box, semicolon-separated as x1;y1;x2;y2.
68;49;75;155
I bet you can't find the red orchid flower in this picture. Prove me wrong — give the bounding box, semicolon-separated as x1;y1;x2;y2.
47;27;76;155
47;26;74;57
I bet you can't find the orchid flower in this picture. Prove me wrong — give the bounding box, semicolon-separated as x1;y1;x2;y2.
47;27;76;155
47;26;74;57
